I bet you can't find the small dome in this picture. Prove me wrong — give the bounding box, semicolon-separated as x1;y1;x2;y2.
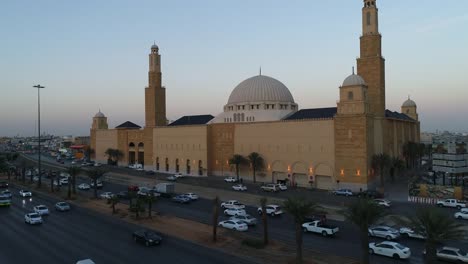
402;98;416;107
227;75;295;104
342;73;366;87
94;111;105;118
151;44;159;50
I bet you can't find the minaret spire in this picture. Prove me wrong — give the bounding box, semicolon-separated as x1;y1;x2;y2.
352;66;355;75
259;66;262;76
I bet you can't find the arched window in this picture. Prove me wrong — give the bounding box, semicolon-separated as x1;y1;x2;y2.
186;159;191;174
165;158;169;171
348;91;354;100
366;12;371;26
406;109;409;114
198;160;203;176
241;113;245;121
175;159;180;173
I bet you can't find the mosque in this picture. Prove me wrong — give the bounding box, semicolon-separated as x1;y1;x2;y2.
90;0;420;191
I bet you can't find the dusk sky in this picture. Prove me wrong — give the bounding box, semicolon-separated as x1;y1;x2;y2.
1;0;467;137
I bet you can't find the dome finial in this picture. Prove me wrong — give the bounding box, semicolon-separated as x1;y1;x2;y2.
352;66;355;75
259;66;262;76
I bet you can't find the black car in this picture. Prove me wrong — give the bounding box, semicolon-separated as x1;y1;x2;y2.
0;182;8;188
357;189;382;199
132;230;162;246
117;191;130;199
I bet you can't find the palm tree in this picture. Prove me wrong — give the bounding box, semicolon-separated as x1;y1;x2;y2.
105;148;115;165
344;198;386;264
86;168;106;199
395;207;465;264
283;197;322;264
260;197;269;246
105;148;124;166
84;145;95;162
145;192;157;218
114;149;124;165
133;197;145;219
67;166;82;197
109;195;120;214
247;152;264;183
229;154;248;182
0;156;8;179
49;172;56;193
212;196;219;242
371;153;391;193
389;157;405;183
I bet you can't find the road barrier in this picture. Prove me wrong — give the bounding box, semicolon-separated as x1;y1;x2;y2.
408;196;438;204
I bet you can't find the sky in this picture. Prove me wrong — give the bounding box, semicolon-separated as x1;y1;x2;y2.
1;0;468;137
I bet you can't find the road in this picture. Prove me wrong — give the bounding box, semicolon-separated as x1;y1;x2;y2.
18;153;468;263
0;185;254;264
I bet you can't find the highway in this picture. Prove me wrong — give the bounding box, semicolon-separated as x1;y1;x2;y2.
0;185;254;264
17;153;468;263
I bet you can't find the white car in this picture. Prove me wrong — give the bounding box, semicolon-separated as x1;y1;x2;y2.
33;205;49;215
368;226;400;240
184;193;199;200
232;184;247;191
100;192;114;199
174;173;184;178
277;184;288;191
399;227;426;239
59;178;69;185
224;177;237;183
224;208;247;216
90;181;103;188
437;199;466;209
60;172;70;178
218;220;248;232
374;199;391;208
19;190;32;197
257;205;284;216
78;183;91;190
221;200;245;209
455;211;468;220
25;213;43;225
229;215;257;226
369;241;411;260
435;247;468;263
94;162;102;167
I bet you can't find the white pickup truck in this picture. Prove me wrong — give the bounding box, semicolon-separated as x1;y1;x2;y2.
437;199;466;209
302;220;339;237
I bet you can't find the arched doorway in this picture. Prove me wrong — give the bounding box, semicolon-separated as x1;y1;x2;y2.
138;142;144;166
271;160;287;184
292;161;308;187
186;159;191;174
175;159;180;173
156;157;160;171
128;143;136;165
314;162;334;190
165;158;169;172
198;160;203;176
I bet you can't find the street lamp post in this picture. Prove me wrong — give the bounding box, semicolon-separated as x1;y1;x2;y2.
33;84;45;188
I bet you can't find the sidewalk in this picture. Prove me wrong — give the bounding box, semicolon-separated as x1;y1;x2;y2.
106;171;346;221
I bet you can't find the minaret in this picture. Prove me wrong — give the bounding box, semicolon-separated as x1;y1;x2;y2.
401;96;418;121
357;0;385;117
145;44;166;127
92;110;108;129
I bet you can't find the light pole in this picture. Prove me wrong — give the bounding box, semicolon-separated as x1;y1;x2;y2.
33;84;45;188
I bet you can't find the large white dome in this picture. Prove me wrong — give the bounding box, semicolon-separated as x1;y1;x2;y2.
227;75;295;104
342;73;366;87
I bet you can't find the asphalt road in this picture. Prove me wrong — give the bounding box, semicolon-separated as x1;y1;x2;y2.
0;185;254;264
17;153;468;263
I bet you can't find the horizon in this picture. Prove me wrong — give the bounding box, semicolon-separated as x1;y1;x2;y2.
1;0;468;137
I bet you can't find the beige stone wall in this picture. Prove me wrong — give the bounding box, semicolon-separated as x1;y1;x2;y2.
153;125;208;176
94;129;118;163
231;119;335;187
207;123;235;177
383;118;420;157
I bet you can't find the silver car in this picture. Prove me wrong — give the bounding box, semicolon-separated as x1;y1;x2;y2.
230;215;257;226
55;202;71;212
368;226;400;240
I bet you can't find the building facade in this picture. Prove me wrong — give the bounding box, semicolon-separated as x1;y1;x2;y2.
91;0;420;191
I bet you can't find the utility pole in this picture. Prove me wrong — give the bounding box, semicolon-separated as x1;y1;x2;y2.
33;84;45;188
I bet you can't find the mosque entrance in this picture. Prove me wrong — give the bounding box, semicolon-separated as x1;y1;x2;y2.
293;173;308;188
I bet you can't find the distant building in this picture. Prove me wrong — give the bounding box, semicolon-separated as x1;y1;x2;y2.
433;141;468;175
90;0;420;191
